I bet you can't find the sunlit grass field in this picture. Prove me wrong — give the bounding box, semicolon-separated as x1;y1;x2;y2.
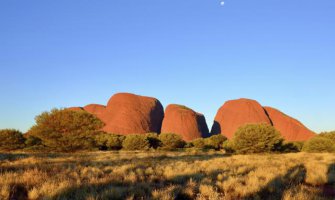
1;151;335;200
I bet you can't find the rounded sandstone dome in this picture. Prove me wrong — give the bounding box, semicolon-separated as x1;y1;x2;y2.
211;98;271;139
161;104;210;141
102;93;164;135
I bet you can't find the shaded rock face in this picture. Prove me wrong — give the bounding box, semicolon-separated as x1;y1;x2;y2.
101;93;164;135
161;104;210;141
264;107;315;141
211;98;271;139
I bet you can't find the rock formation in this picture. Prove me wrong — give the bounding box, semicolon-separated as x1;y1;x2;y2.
83;104;106;119
67;93;164;135
101;93;164;134
211;98;271;139
264;107;315;141
161;104;210;141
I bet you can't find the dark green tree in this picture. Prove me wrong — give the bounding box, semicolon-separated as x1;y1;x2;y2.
28;109;104;152
158;133;185;150
232;124;283;154
0;129;25;151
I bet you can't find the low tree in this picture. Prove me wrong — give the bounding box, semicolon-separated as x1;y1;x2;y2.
232;124;283;154
158;133;186;150
303;137;335;153
95;133;125;150
28;109;104;152
122;134;150;150
0;129;25;151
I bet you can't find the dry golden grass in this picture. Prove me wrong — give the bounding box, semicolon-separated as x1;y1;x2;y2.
1;151;335;200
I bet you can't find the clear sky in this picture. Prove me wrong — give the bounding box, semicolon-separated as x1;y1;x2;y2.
1;0;334;133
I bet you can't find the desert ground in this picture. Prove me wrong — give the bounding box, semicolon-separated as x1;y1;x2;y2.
1;151;335;200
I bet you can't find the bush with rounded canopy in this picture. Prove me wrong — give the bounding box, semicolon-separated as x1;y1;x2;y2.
0;129;25;151
232;124;283;154
122;134;150;150
192;138;206;149
205;134;227;150
303;137;335;153
28;109;104;152
158;133;186;150
24;135;42;147
95;133;125;150
319;131;335;142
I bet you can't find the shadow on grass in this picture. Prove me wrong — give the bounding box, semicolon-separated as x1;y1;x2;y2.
0;153;30;162
322;163;335;197
245;164;307;200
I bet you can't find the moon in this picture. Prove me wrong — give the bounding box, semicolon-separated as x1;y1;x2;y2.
220;1;225;6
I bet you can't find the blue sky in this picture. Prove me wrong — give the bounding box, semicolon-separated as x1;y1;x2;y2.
1;0;334;133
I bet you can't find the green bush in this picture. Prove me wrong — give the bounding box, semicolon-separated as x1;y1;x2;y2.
232;124;283;154
0;129;25;151
275;141;304;153
24;135;43;147
303;137;335;153
192;138;206;149
221;140;235;153
95;133;125;150
319;131;335;142
122;134;150;150
145;133;161;149
28;109;104;152
205;134;227;150
158;133;186;150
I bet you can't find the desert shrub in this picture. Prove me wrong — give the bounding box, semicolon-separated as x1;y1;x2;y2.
145;133;161;149
303;136;335;153
0;129;25;151
28;109;104;152
274;141;304;153
122;134;150;150
232;124;283;154
158;133;186;150
95;133;125;150
192;138;206;149
204;134;227;150
319;131;335;142
221;140;235;153
24;135;42;147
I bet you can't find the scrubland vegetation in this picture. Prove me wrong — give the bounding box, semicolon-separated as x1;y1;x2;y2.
2;109;335;199
1;151;335;200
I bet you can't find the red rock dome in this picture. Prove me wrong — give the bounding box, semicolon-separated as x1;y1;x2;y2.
161;104;210;141
83;104;106;119
211;98;271;139
101;93;164;135
264;107;315;141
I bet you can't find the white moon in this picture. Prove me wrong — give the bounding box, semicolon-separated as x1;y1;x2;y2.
220;1;225;6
